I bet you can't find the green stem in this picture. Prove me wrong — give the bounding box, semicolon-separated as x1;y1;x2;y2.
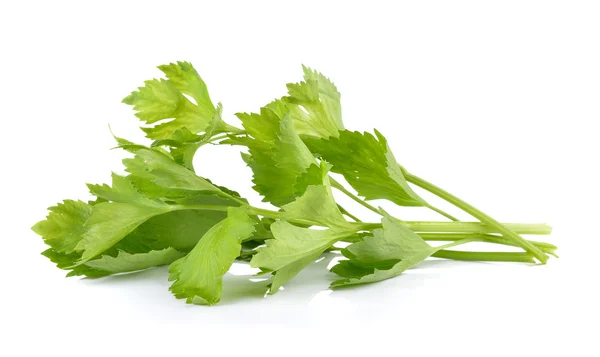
432;250;535;263
174;204;230;212
207;131;247;144
176;204;552;236
245;206;280;219
405;222;551;235
419;233;557;256
337;205;361;222
405;173;549;264
330;176;458;222
424;202;459;221
324;246;342;253
247;206;341;228
179;203;354;229
330;178;381;215
205;133;230;143
237;245;533;263
437;237;481;250
238;250;256;258
434;238;536;263
217;191;248;206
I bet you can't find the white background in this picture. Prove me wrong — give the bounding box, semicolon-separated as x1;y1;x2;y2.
1;1;598;356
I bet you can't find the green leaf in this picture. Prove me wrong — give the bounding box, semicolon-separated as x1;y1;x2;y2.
124;209;227;252
283;65;344;138
236;105;281;144
134;149;218;191
237;108;316;206
342;229;430;267
87;173;154;204
123;148;221;197
41;248;111;278
331;251;435;288
250;222;340;272
122;61;223;140
149;103;235;171
250;221;347;294
168;103;225;170
273;114;316;172
246;216;275;242
168;206;256;305
270;251;324;294
76;201;174;263
122;79;202;139
265;98;289;119
157;61;214;115
32;200;92;254
74;173;176;262
279;163;351;230
33;198;168;277
305;130;426;206
109;127;146;152
250;167;355;293
331;213;437;288
150;125;203;150
36;197;227;277
170;110;222;171
85;248;185;274
293;163;325;196
330;260;379;279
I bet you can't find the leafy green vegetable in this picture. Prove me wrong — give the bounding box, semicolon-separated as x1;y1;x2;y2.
284;65;344;138
330;213;438;287
122;209;227;252
158;62;214;115
252;222;346;294
41;249;112;278
32;61;555;305
250;162;359;293
124;148;220;194
237;108;316;206
76;201;173;263
85;248;185;274
123;61;235;140
151;103;236;171
305;130;426;207
168;206;255;304
279;166;353;230
32;200;92;254
33;198;187;277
